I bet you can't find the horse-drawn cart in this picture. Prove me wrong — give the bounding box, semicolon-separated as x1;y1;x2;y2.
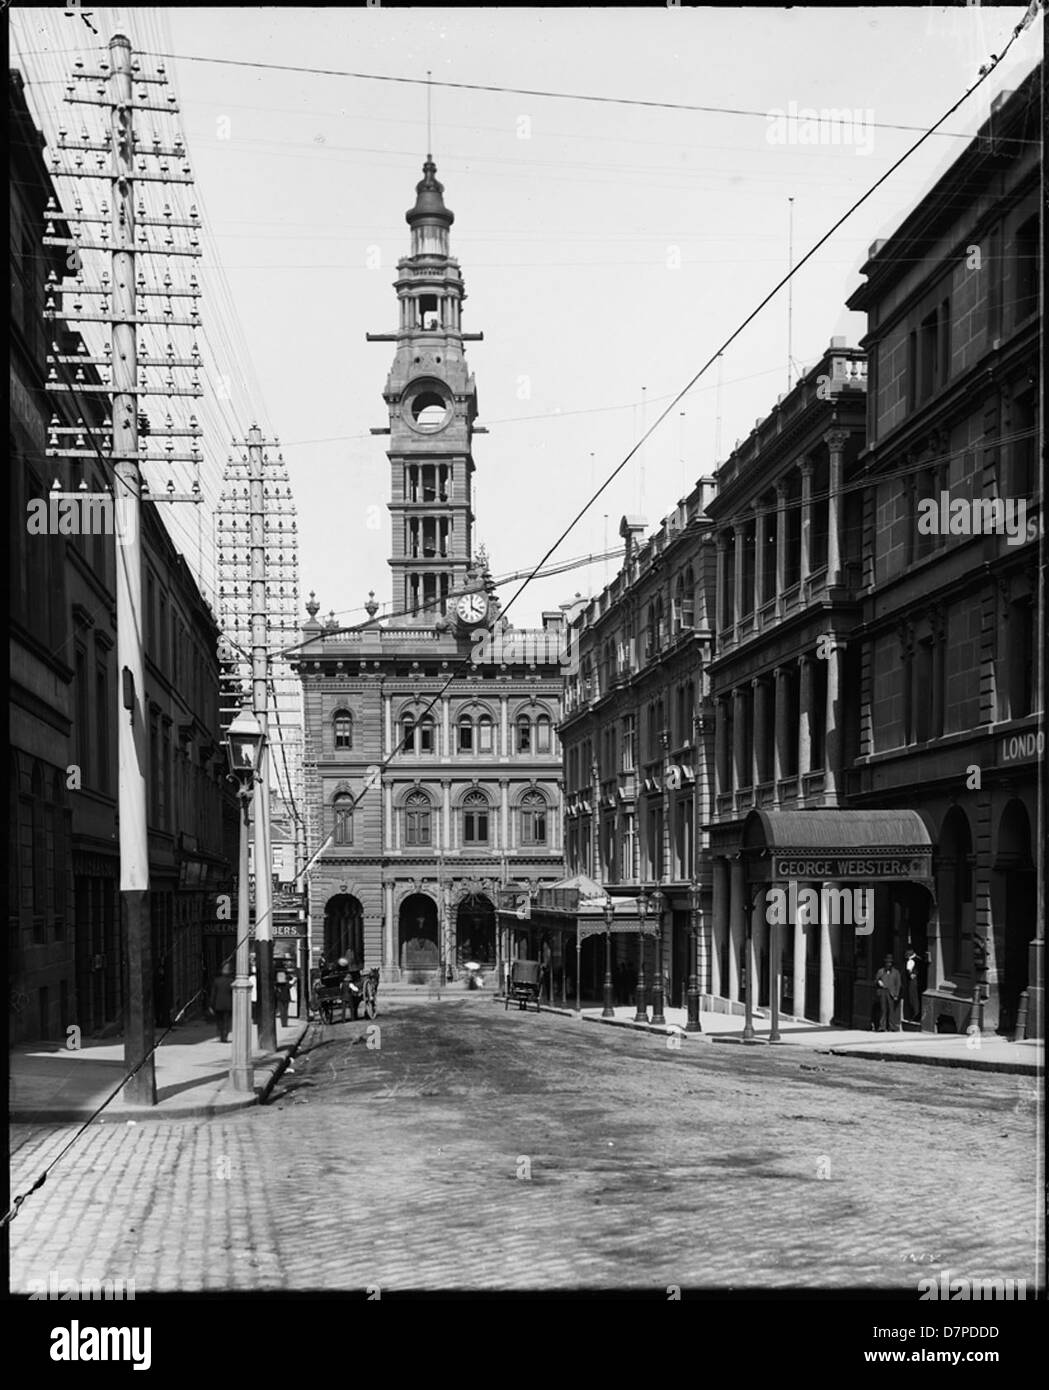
311;967;379;1024
505;959;542;1013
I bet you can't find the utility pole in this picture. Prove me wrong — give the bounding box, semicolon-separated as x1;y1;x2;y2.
248;425;276;1051
110;34;153;1104
218;437;304;1036
45;32;205;1103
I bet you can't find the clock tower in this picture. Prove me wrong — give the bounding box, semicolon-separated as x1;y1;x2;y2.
368;155;484;626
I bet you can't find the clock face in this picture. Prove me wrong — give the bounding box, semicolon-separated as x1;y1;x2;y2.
456;593;488;624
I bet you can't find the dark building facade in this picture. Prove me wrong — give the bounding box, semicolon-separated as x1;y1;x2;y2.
555;483;719;1005
9;71;234;1044
705;340;870;1026
553;71;1042;1039
844;70;1042;1037
294;158;565;981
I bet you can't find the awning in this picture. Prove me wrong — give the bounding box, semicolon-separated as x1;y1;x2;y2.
742;809;934;885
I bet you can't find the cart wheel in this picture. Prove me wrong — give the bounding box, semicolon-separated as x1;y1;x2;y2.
364;994;377;1020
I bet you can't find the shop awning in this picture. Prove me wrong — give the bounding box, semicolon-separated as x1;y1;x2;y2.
742;809;933;884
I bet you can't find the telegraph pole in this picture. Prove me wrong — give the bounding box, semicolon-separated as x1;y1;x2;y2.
110;33;154;1103
248;425;276;1051
45;32;205;1103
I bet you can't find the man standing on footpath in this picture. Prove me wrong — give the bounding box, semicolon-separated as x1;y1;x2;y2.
875;954;902;1032
209;961;234;1043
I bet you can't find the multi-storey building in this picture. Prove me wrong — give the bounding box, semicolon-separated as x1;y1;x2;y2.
844;70;1042;1037
9;71;235;1043
554;483;718;1004
705;340;871;1026
293;157;565;980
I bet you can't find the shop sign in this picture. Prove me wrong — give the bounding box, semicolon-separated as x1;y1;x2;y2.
771;854;930;881
1000;730;1044;765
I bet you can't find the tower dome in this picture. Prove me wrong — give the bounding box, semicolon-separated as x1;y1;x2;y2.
406;156;454;227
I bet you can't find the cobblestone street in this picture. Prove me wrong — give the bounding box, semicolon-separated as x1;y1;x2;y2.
10;997;1042;1294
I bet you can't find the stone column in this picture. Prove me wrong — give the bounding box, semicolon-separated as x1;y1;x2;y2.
800;459;814;587
501;778;510;851
383;693;392;759
695;888;711;997
819;887;835;1024
825;429;848;586
930;606;945;739
709;867;725;998
716;531;728;631
591;762;600;884
824;639;841;803
773;665;789;794
716;696;730;798
385;781;394;852
732;526;744;630
753;499;766;616
729;857;746;1003
753;676;770;787
441;695;451;757
793;888;808;1019
441;780;451;851
732;687;747;794
384;880;395;971
500;695;508;756
775;480;787;615
798;654;814;780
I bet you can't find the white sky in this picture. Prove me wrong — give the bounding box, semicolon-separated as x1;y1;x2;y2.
12;5;1041;629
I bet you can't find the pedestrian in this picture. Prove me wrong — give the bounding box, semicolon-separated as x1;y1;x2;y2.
274;965;291;1028
904;949;920;1023
209;962;234;1043
874;954;902;1032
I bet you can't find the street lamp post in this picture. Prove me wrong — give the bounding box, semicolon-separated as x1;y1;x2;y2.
602;896;615;1018
742;882;757;1042
225;707;264;1092
633;890;649;1023
650;889;666;1025
686;879;703;1033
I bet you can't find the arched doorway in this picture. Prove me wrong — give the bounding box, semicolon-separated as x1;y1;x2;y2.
399;893;439;973
324;894;364;968
455;893;496;967
995;799;1035;1036
937;807;973;984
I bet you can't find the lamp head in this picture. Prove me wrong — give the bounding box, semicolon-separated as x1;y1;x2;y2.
226;706;264;787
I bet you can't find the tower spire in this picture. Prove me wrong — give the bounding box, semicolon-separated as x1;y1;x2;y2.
426;68;432;159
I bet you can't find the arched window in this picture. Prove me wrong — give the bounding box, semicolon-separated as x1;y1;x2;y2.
333;711;353;750
400;714;415;754
333;793;353;846
521;790;548;846
458;715;474;753
477;714;493;754
462;790;490;846
404;789;432;846
516;715;532;754
647;603;658;658
418;716;435;754
536;713;552;754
